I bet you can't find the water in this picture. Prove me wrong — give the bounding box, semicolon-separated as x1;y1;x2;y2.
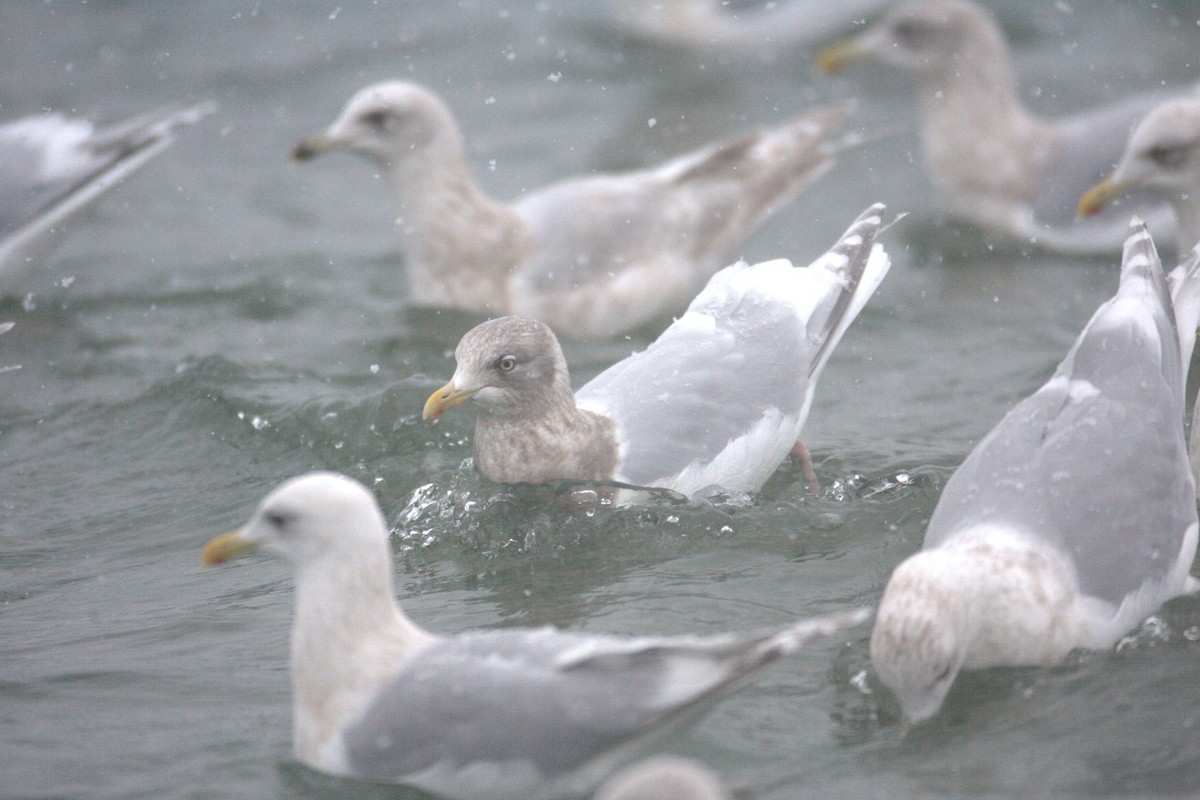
2;2;1199;798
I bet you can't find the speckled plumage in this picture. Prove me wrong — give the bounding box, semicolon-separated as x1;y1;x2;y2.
820;0;1187;253
293;80;846;340
427;205;892;502
870;219;1200;724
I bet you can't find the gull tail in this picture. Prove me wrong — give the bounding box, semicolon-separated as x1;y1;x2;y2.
806;202;895;380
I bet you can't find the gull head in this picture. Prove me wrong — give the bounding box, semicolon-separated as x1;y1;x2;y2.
819;0;998;77
424;316;572;422
869;550;970;725
202;472;388;570
292;80;460;166
1080;98;1200;218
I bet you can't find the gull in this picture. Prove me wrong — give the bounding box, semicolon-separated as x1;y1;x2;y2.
610;0;890;55
817;0;1184;254
1079;97;1200;254
593;755;729;800
0;102;215;294
422;204;891;502
201;471;869;799
870;218;1200;725
292;80;845;341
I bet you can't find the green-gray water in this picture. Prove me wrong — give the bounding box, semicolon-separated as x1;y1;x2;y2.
2;3;1198;798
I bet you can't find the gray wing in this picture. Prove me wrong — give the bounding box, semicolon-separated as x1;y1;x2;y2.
341;627;779;784
575;204;887;490
926;221;1195;606
0;103;214;269
512;109;842;297
1032;89;1192;229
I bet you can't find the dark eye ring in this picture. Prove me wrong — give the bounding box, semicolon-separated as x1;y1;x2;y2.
497;355;517;372
1147;143;1186;169
265;511;288;529
362;109;390;129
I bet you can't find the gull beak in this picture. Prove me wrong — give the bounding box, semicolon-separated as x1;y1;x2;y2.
1077;176;1129;218
816;36;867;74
201;529;257;566
423;380;480;420
291;131;341;162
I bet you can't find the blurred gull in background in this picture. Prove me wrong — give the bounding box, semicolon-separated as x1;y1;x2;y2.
610;0;889;55
817;0;1188;254
870;218;1200;724
1080;97;1200;254
423;204;891;503
0;102;215;295
292;80;846;341
202;471;869;799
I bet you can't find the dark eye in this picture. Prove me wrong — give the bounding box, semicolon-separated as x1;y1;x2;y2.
1147;143;1187;169
265;511;289;529
893;19;933;46
496;355;517;373
361;109;390;130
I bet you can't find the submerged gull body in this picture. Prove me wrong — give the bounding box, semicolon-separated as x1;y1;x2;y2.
201;472;868;799
593;755;729;800
871;219;1200;725
423;204;891;502
292;80;844;340
0;102;214;293
818;0;1184;254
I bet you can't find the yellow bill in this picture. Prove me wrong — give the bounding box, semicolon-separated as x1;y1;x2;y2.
201;529;257;566
816;38;865;74
423;380;480;420
1077;176;1127;218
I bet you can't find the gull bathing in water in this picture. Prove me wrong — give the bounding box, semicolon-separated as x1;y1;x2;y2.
817;0;1184;254
292;80;845;340
423;204;892;502
202;471;868;799
0;102;215;294
870;218;1200;725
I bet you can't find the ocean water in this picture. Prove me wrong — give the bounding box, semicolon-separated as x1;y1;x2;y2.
2;2;1199;798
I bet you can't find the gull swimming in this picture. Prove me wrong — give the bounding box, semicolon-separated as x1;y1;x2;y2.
870;218;1200;725
1079;97;1200;254
817;0;1184;254
0;102;215;294
292;80;846;341
422;204;892;502
201;471;868;799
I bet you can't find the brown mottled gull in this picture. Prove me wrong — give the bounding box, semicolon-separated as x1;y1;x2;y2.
870;219;1200;725
1080;98;1200;254
0;102;215;294
422;204;891;502
201;471;869;799
817;0;1186;254
292;80;845;341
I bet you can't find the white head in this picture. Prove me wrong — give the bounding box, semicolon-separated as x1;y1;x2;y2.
1113;99;1200;197
423;316;573;423
870;549;972;724
821;0;1004;78
202;471;390;571
292;80;463;167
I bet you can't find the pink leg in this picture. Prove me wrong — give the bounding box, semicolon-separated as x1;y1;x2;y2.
789;439;820;496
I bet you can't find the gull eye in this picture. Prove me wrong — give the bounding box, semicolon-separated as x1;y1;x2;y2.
1147;143;1186;169
361;109;390;130
893;18;932;46
265;511;289;529
496;355;517;373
